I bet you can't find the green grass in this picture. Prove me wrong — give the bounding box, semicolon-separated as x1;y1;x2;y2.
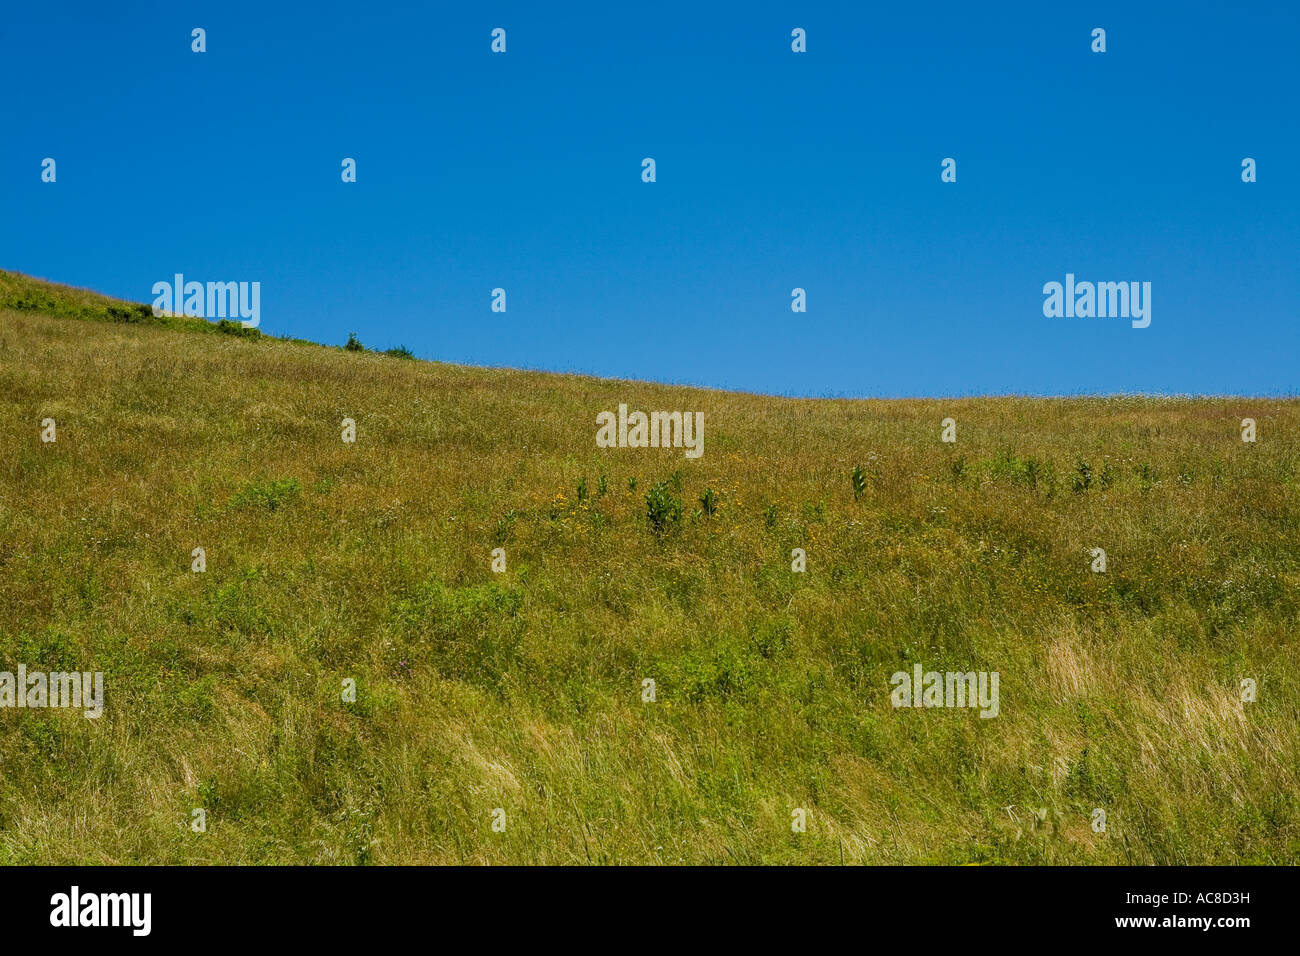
1;271;1298;864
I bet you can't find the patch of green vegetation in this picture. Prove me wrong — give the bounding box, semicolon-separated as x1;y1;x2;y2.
645;480;683;534
229;477;302;512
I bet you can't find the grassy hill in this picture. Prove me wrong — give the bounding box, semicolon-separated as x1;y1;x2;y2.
1;270;1297;864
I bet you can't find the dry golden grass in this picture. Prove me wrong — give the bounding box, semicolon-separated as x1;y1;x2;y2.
0;271;1297;864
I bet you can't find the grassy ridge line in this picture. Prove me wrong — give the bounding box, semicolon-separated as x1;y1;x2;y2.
0;269;720;378
0;270;249;337
1;275;1299;865
0;270;355;350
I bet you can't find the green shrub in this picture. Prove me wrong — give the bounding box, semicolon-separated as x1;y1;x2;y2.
851;465;867;500
645;481;683;534
1072;459;1093;493
700;487;719;517
107;304;153;323
216;319;261;339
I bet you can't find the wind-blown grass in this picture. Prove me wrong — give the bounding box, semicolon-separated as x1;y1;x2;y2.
1;272;1297;864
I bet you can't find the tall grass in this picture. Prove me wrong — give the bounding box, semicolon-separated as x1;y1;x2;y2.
0;273;1297;864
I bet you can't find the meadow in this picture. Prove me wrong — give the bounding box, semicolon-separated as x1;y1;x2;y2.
1;270;1297;864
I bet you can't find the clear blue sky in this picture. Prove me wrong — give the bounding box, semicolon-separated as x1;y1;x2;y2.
3;1;1297;397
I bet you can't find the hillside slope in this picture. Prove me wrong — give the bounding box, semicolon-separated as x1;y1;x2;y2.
1;273;1298;864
